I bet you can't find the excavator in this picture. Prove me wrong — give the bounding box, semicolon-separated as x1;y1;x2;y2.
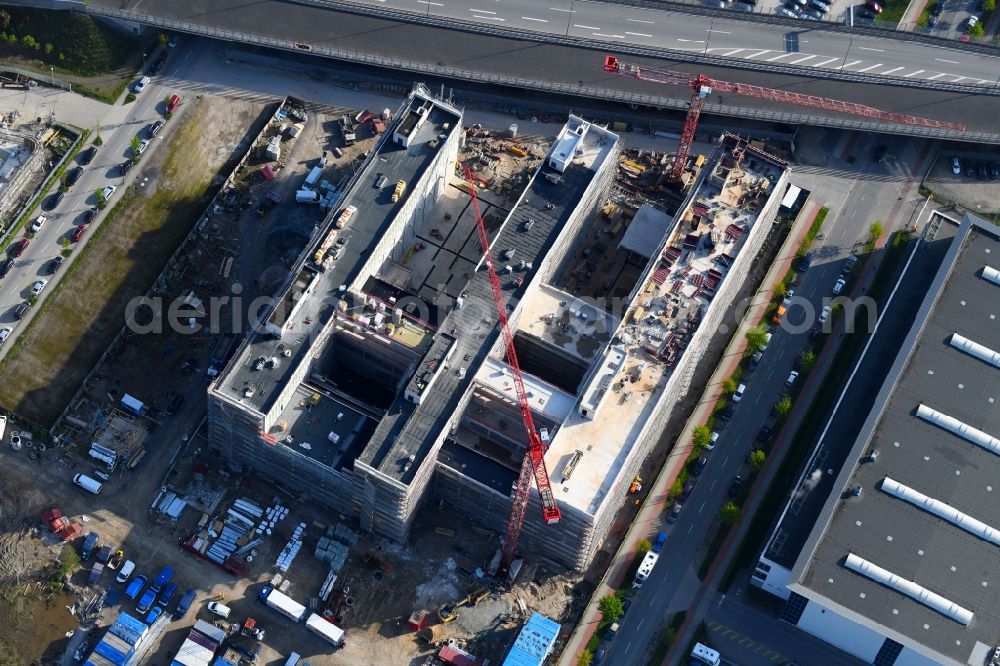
436;586;491;624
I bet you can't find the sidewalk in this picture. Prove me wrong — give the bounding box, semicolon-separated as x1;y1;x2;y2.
558;200;821;666
661;199;937;664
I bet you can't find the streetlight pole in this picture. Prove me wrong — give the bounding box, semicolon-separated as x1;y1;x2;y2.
565;0;575;36
840;37;853;71
704;20;714;56
142;52;147;73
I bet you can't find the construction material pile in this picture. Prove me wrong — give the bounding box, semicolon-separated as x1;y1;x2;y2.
274;522;307;573
314;523;360;573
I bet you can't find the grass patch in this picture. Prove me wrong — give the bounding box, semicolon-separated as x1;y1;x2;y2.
796;206;828;256
649;611;687;664
46;544;79;594
878;0;911;24
0;128;88;254
0;8;137;76
718;234;915;592
0;98;235;425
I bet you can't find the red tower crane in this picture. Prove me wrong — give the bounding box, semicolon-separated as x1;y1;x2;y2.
463;167;560;574
603;55;966;183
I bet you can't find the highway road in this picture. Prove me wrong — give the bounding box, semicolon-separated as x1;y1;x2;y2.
336;0;1000;87
84;0;1000;139
595;132;932;665
0;49;188;358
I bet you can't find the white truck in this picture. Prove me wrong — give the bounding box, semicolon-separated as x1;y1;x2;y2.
690;642;721;665
259;586;307;622
305;612;345;647
632;551;658;589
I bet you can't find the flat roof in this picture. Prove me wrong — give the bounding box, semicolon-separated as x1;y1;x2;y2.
792;216;1000;665
272;384;376;470
517;284;619;363
474;357;576;423
215;93;460;414
542;141;782;514
619;204;672;258
358;118;619;483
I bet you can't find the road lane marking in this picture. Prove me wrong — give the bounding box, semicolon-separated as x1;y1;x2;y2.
842;59;862;68
709;480;717;491
902;69;925;77
856;63;882;72
626;31;652;37
811;57;840;67
951;75;967;82
788;54;816;64
549;7;575;12
522;15;548;21
470;8;497;12
935;57;960;64
575;24;601;29
637;617;645;628
882;66;904;74
857;46;884;51
594;33;625;38
416;0;443;5
480;15;506;20
719;48;745;56
928;72;946;79
723;455;729;465
708;29;732;34
698;502;705;514
677;38;704;43
628;17;655;23
766;53;793;61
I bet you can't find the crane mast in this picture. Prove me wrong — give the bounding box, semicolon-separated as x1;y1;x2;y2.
463;167;560;574
602;55;965;182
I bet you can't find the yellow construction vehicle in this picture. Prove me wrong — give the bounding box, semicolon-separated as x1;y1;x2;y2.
392;180;407;203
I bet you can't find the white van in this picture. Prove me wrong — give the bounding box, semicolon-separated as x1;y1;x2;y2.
73;473;103;495
284;654;301;666
206;602;231;618
133;76;150;94
116;560;135;583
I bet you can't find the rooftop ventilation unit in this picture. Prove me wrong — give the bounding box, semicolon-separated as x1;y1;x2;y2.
843;552;973;625
848;485;862;497
949;332;1000;368
865;450;878;463
916;403;1000;456
880;476;1000;547
983;265;1000;287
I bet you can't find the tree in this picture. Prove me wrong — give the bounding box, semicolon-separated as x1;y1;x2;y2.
578;649;594;666
94;189;107;210
598;594;625;623
130;135;141;156
159;32;169;47
692;425;713;450
745;324;769;353
969;22;985;38
773;280;788;299
867;220;884;251
719;502;742;526
44;43;53;55
669;478;684;500
749;449;767;472
0;9;11;31
722;377;738;395
986;0;996;12
800;350;816;372
775;396;793;420
93;135;103;147
637;539;652;555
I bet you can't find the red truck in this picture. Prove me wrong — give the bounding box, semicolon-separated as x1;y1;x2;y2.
42;508;82;541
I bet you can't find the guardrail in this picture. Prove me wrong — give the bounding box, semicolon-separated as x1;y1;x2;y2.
83;5;1000;142
284;0;1000;94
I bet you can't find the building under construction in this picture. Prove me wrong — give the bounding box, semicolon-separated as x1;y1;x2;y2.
208;86;790;571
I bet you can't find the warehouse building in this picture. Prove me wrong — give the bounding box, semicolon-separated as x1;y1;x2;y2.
209;83;789;570
751;214;1000;666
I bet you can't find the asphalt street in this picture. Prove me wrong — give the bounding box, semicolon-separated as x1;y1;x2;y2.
338;0;1000;86
596;132;932;665
0;48;194;357
90;0;1000;138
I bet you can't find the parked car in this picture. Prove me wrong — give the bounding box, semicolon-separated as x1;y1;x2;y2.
693;456;708;476
14;301;30;320
843;255;859;274
0;258;13;278
120;160;133;176
132;75;151;94
728;475;745;498
137;588;157;613
757;425;773;443
81;531;99;560
797;252;814;272
46;256;63;274
817;305;832;327
42;191;63;211
748;349;763;371
102;185;117;200
136;139;150;156
832;277;846;295
79;146;97;165
652;531;668;553
157;582;178;607
71;226;87;243
787;370;800;387
124;574;147;600
206;601;231;618
761;331;773;351
145;605;164;624
666;502;683;523
29;216;46;233
66;166;83;187
707;431;719;451
10;238;29;258
80;208;97;225
679;481;696;501
148;120;164;137
173;588;196;620
30;279;48;296
0;327;11;344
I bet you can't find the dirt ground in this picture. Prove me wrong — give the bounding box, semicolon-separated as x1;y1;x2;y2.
0;95;264;426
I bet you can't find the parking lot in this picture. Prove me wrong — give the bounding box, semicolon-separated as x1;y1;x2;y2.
924;149;1000;213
